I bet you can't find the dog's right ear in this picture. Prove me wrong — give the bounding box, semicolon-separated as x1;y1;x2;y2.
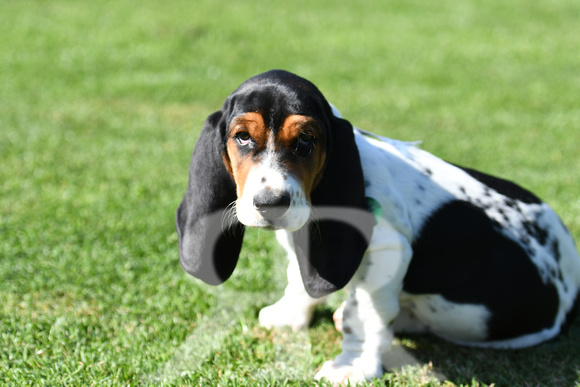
176;110;245;285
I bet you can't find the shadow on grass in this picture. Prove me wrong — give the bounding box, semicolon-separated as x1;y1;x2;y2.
310;307;336;329
312;306;580;385
390;318;580;386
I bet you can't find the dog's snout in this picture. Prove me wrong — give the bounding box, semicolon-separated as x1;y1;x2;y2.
253;189;291;220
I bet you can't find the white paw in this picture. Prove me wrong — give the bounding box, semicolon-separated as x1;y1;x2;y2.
333;301;346;332
315;354;383;385
315;360;367;385
258;299;315;331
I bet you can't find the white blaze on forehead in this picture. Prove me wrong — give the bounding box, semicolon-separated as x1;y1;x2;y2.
260;134;287;188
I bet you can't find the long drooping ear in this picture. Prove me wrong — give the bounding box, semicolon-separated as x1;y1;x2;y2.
293;115;375;298
176;111;245;285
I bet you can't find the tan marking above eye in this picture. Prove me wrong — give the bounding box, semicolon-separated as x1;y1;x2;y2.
277;115;319;148
277;115;327;197
228;112;269;148
225;112;269;198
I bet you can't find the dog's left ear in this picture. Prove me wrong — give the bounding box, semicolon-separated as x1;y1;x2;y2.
176;111;245;286
293;114;375;298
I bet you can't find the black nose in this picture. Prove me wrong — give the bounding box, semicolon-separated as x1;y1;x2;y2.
253;190;291;220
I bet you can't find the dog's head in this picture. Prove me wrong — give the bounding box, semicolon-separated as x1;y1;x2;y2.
176;70;374;297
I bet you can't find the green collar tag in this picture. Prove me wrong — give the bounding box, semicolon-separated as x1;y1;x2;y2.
365;197;383;224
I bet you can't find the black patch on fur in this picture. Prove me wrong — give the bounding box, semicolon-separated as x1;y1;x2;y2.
404;200;559;341
497;208;510;223
522;219;549;246
551;240;561;262
456;165;542;205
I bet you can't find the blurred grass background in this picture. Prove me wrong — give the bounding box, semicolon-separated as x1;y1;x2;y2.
1;0;579;385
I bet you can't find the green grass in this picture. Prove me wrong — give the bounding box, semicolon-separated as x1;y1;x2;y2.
1;0;580;385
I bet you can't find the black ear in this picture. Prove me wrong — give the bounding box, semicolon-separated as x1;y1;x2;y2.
176;111;245;285
293;115;375;298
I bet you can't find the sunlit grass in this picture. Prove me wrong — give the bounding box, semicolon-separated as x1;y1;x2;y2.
1;0;579;385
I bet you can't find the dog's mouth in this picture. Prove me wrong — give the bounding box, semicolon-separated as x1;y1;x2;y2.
260;223;278;231
239;212;307;232
252;216;287;231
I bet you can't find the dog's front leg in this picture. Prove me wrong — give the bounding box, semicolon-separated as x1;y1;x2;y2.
316;230;413;384
315;284;397;383
259;230;326;331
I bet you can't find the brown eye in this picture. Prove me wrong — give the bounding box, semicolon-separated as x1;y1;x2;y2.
235;131;252;146
299;132;314;144
296;132;315;157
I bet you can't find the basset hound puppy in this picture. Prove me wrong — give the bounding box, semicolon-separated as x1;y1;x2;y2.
176;70;580;384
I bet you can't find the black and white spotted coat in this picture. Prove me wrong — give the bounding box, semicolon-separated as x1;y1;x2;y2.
259;120;580;384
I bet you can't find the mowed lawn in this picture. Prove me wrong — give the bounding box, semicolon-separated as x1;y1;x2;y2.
1;0;580;385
